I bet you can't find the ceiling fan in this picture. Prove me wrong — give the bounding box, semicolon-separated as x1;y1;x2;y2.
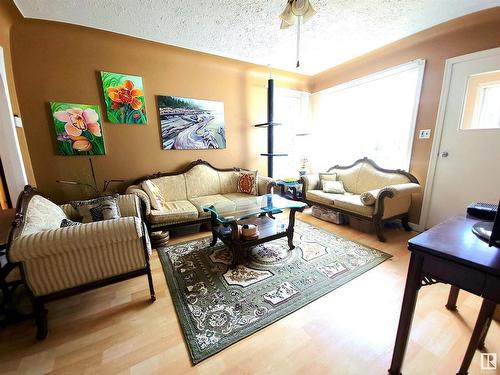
279;0;316;68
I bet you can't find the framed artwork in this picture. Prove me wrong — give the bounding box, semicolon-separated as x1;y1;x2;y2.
50;102;106;155
157;95;226;150
100;71;147;124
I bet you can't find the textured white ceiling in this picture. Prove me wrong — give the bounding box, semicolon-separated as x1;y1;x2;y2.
13;0;500;75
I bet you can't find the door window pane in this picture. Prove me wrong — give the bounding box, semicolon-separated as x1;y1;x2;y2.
461;70;500;130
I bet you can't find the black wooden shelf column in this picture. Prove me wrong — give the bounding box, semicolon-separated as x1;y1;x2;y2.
254;78;287;178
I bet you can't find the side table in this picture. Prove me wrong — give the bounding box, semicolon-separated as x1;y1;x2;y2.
276;180;303;201
0;208;31;325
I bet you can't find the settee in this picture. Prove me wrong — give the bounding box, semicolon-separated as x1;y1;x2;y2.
125;160;275;233
301;158;421;241
7;186;155;339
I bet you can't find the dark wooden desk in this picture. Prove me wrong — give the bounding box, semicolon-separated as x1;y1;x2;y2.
389;216;500;375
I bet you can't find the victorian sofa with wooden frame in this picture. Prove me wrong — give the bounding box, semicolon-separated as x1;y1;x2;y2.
301;158;421;242
6;186;155;339
125;160;276;235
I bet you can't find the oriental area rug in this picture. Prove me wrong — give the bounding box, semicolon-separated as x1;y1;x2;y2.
158;219;391;364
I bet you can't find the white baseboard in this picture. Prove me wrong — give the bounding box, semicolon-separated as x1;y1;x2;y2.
409;222;423;232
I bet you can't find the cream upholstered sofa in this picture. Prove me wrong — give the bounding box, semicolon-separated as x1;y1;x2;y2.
7;186;155;339
125;160;275;232
301;158;421;241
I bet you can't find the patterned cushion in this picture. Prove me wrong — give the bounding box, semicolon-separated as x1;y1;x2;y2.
189;195;236;218
329;164;362;193
356;163;410;194
149;200;199;225
71;194;121;223
306;190;339;206
149;175;188;201
237;171;257;195
142;179;168;210
319;172;337;185
360;190;377;206
21;195;68;236
60;218;82;227
322;180;346;194
222;193;261;210
184;164;221;198
332;194;374;217
218;171;240;194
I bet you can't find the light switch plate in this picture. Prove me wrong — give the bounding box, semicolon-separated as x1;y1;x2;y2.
14;115;23;128
419;129;431;139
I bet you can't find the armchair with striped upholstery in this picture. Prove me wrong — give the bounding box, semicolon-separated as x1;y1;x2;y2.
6;186;155;339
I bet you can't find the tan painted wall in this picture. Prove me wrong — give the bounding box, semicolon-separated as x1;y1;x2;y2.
10;19;309;203
7;4;500;220
310;7;500;223
0;0;36;193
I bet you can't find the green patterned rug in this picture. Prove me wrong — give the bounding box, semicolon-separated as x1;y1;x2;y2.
158;219;391;364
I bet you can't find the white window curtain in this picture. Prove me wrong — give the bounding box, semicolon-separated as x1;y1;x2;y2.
310;59;425;171
273;88;310;179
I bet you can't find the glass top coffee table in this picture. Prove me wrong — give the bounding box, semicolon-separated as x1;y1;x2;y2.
203;194;307;268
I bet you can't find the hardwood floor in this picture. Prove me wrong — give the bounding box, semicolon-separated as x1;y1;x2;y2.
0;210;498;374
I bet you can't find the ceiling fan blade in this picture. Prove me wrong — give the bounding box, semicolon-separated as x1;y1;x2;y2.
279;2;295;29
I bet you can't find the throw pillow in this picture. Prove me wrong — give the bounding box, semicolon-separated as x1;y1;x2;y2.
319;172;337;185
360;191;377;206
142;179;168;210
21;195;68;236
71;194;121;223
322;180;346;194
60;218;82;227
237;171;257;195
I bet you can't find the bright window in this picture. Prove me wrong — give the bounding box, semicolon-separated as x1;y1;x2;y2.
272;89;310;179
310;60;425;171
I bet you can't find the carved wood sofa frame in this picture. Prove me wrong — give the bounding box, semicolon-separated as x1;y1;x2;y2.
129;159;276;234
6;185;155;340
301;157;419;242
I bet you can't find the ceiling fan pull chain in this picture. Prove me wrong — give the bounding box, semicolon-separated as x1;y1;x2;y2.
296;15;301;68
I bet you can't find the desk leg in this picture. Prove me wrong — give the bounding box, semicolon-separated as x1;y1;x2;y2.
388;253;424;375
456;298;496;375
446;286;460;310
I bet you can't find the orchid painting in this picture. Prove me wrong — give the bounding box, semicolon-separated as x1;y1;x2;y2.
50;102;106;155
100;71;147;124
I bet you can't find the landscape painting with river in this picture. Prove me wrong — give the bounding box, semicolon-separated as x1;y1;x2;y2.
157;95;226;150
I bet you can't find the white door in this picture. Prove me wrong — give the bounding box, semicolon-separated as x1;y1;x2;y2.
0;47;27;206
424;48;500;228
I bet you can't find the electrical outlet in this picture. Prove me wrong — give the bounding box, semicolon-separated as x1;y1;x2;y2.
419;129;431;139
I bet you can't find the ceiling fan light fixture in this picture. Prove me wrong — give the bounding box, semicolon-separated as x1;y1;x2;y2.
279;0;316;29
279;0;317;68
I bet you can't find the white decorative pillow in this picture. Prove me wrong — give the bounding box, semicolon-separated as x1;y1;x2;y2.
322;180;346;194
142;179;168;209
237;171;258;196
319;172;337;185
21;195;68;236
360;191;377;206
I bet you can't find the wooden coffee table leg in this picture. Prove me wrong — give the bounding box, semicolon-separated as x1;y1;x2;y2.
210;227;218;246
287;208;298;250
230;221;240;268
231;245;241;268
